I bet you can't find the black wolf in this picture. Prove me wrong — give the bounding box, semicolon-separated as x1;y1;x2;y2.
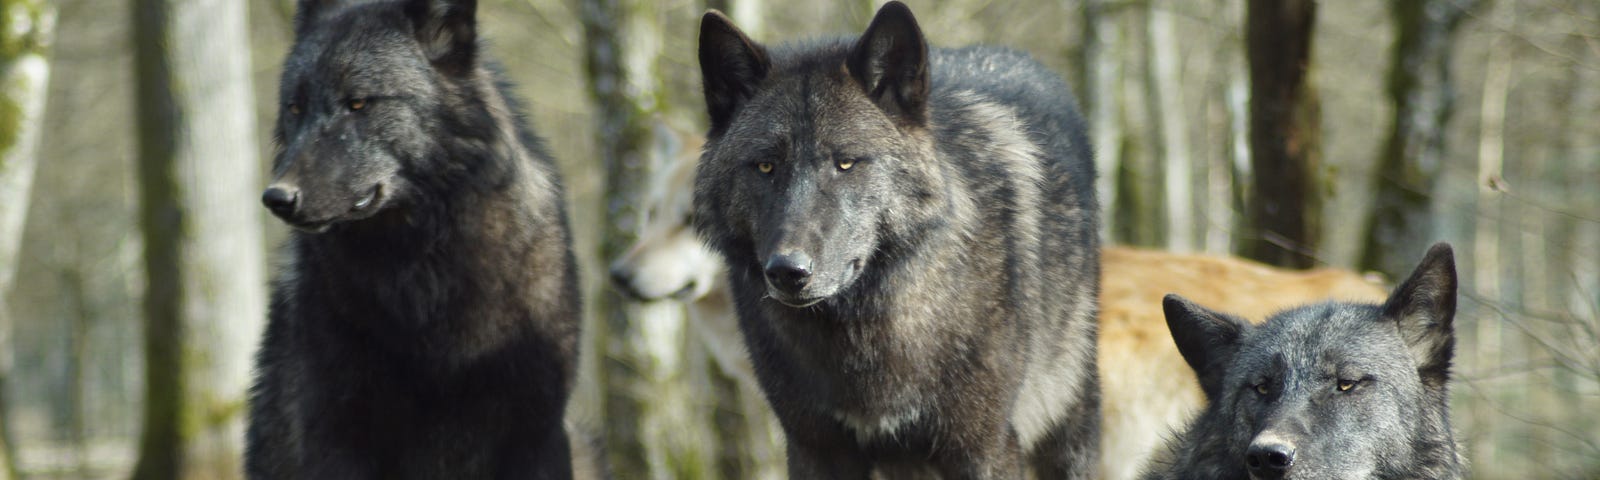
693;2;1101;477
246;0;581;478
1144;243;1465;480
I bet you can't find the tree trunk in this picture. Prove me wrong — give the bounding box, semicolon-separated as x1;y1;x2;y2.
1357;0;1477;279
1146;3;1194;252
1114;9;1164;247
581;1;722;478
0;1;55;478
1468;2;1515;468
1241;0;1321;268
129;0;264;477
1077;0;1122;238
1220;0;1249;255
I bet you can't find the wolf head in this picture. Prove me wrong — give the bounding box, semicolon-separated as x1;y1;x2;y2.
263;0;492;232
694;2;948;308
1161;243;1462;480
609;128;722;302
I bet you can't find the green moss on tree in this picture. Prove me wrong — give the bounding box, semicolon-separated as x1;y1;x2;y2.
0;96;21;168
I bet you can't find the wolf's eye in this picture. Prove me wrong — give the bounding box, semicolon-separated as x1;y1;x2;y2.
836;158;856;171
757;162;774;174
1253;383;1270;396
1337;379;1358;392
287;102;301;115
348;98;367;111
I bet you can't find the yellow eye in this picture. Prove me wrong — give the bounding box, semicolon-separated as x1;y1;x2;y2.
1254;384;1269;395
287;103;301;115
1337;379;1357;392
348;98;367;111
837;158;855;170
757;162;774;174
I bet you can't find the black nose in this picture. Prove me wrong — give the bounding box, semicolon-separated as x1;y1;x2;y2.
262;186;299;216
1245;441;1295;479
763;252;812;294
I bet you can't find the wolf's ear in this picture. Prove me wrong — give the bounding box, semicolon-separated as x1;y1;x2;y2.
699;10;770;133
405;0;478;76
1380;243;1458;388
1164;294;1249;400
847;1;930;125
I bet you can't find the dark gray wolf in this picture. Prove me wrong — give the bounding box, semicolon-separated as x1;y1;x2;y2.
693;2;1101;477
1144;243;1465;480
246;0;582;478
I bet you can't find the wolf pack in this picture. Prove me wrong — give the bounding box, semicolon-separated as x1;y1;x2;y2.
245;0;1469;478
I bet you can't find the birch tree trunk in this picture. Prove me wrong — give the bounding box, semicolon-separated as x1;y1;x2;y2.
1146;3;1194;252
129;0;264;477
1242;0;1321;268
1358;0;1478;279
1077;0;1122;238
1468;2;1515;468
581;1;723;478
0;1;55;477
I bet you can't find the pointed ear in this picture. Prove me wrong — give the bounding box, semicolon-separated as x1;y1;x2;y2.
405;0;478;76
847;1;930;125
1381;242;1458;388
699;10;770;133
1164;294;1250;400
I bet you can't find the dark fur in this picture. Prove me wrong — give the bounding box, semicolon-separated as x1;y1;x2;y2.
693;3;1101;478
246;0;581;478
1144;243;1465;480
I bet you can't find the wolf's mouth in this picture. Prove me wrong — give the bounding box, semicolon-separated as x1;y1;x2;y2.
286;219;331;234
670;280;699;300
769;291;825;308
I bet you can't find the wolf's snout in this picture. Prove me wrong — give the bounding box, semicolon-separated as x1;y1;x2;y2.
262;185;300;217
1244;440;1294;479
764;252;812;294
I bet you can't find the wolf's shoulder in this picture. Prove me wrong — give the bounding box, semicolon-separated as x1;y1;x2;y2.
930;46;1070;97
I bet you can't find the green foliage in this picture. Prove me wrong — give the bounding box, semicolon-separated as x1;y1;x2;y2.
0;0;52;166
